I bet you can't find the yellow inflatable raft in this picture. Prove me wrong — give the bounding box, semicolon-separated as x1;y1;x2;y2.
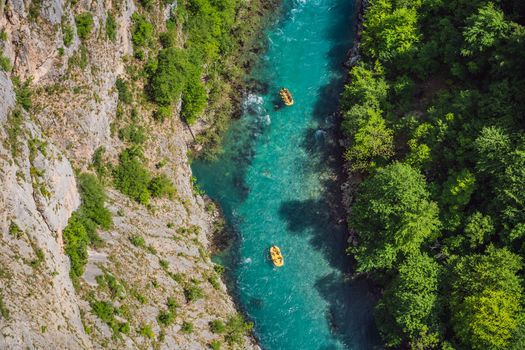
279;88;294;106
269;245;284;267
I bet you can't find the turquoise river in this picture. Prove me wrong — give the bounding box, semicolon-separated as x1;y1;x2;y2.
192;0;379;348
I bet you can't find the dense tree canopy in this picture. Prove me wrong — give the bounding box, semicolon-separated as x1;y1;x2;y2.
349;163;440;271
342;0;525;348
375;253;441;348
143;0;249;125
449;247;523;350
362;0;420;69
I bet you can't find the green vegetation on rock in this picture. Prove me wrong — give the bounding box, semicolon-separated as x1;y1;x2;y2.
64;173;111;285
113;146;175;204
106;13;117;42
75;13;94;41
131;13;154;50
62;17;74;47
13;77;32;111
0;53;11;72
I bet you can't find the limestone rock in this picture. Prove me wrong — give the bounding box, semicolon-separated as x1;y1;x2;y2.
0;0;257;348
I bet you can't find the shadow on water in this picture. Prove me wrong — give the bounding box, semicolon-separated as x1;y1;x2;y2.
277;177;379;347
315;272;380;349
278;198;346;268
278;194;380;347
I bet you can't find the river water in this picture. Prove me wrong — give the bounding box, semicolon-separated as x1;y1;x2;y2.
192;0;379;348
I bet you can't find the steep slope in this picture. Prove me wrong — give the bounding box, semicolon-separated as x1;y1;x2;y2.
0;0;265;348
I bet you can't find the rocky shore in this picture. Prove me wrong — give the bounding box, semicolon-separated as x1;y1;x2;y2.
341;0;368;247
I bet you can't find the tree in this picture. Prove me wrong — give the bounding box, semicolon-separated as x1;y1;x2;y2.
148;48;189;106
341;63;388;110
464;212;494;249
441;169;476;208
475;128;525;241
475;126;511;175
181;76;207;124
449;246;523;350
349;163;441;271
362;0;420;67
509;316;525;350
454;289;520;350
345;112;394;173
406;140;431;169
405;123;433;169
440;169;476;230
449;245;522;300
462;3;510;57
494;148;525;242
342;105;381;137
375;253;442;348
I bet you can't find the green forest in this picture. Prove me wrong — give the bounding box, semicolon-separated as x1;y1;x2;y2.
341;0;525;349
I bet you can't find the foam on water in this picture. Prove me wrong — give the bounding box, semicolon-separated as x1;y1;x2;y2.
259;114;271;125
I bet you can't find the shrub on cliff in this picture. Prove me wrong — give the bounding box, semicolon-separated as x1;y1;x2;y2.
149;174;176;198
64;173;112;284
118;124;146;144
224;314;253;345
153;106;172;122
182;75;207;124
148;48;189;106
181;321;194;334
157;309;175;326
106;13;117;42
0;53;11;72
209;319;226;334
131;13;154;49
77;173;112;242
75;13;94;40
13;77;32;111
61;16;74;47
90;300;127;334
63;213;89;282
139;0;154;10
113;147;151;205
113;147;176;204
115;77;132;104
183;284;204;302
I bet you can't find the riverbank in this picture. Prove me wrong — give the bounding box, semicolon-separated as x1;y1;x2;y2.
340;0;366;248
189;0;282;159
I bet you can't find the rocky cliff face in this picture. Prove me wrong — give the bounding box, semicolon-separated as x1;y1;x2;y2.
0;0;256;349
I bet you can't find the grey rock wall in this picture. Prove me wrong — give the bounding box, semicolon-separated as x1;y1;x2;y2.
0;0;257;348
